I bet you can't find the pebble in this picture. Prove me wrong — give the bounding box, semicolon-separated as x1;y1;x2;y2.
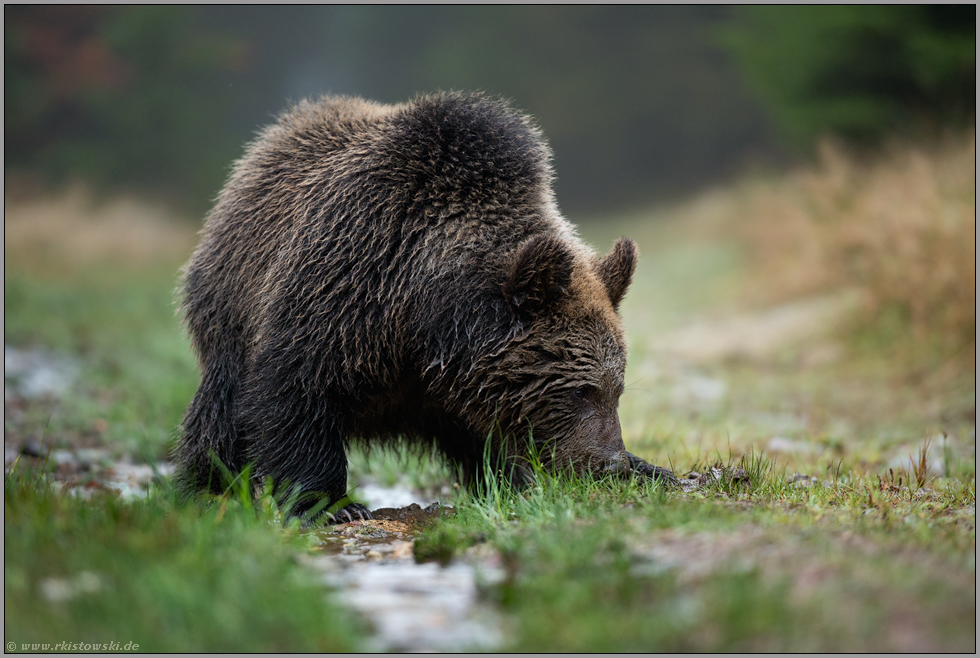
787;473;817;488
20;440;47;458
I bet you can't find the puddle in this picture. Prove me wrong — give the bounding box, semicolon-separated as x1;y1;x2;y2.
355;480;440;510
301;555;505;652
52;458;174;501
302;500;507;653
102;461;176;500
309;506;447;557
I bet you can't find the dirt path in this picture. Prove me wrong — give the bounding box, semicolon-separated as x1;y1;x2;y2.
647;290;862;364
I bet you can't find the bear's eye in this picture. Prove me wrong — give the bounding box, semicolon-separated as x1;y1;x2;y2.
573;386;596;402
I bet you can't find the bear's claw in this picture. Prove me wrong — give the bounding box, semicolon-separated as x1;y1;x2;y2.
626;452;679;486
327;502;374;524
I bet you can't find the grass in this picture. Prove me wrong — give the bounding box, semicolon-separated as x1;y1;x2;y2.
4;133;976;652
414;451;974;651
4;464;363;652
587;134;976;492
4;267;198;454
5;189;201;457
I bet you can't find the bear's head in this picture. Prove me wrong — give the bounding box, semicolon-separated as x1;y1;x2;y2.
475;234;639;477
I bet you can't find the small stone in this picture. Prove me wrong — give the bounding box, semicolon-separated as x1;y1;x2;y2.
727;467;750;483
787;473;816;488
679;480;701;494
55;461;80;477
707;467;749;484
20;440;46;458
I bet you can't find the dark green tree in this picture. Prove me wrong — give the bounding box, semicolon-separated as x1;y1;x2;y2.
721;5;975;148
5;6;247;211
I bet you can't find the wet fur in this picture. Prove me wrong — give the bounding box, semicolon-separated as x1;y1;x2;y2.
176;92;672;518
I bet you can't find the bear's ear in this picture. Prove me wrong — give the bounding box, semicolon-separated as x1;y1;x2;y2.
598;237;637;310
503;234;574;317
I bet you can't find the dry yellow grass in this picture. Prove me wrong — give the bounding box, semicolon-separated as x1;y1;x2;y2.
4;184;198;275
732;132;976;353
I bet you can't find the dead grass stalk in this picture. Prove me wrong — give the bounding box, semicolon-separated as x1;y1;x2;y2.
732;132;976;353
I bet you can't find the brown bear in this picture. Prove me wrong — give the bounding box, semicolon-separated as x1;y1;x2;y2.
176;91;675;521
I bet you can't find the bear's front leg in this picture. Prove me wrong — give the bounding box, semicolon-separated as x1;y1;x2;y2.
239;356;369;524
257;429;371;525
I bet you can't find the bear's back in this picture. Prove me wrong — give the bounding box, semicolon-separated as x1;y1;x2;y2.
183;93;582;389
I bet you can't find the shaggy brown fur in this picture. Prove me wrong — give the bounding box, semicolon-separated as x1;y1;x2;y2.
176;92;675;521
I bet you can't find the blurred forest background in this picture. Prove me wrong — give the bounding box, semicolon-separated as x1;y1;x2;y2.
6;5;975;216
4;9;976;651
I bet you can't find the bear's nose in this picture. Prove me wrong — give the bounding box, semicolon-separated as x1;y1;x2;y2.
603;412;625;449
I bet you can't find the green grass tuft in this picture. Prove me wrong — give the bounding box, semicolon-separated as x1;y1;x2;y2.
4;464;364;652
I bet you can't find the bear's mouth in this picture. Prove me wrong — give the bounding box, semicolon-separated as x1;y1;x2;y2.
599;452;632;475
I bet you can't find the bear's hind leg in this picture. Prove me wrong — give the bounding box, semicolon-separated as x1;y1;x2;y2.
176;364;246;496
